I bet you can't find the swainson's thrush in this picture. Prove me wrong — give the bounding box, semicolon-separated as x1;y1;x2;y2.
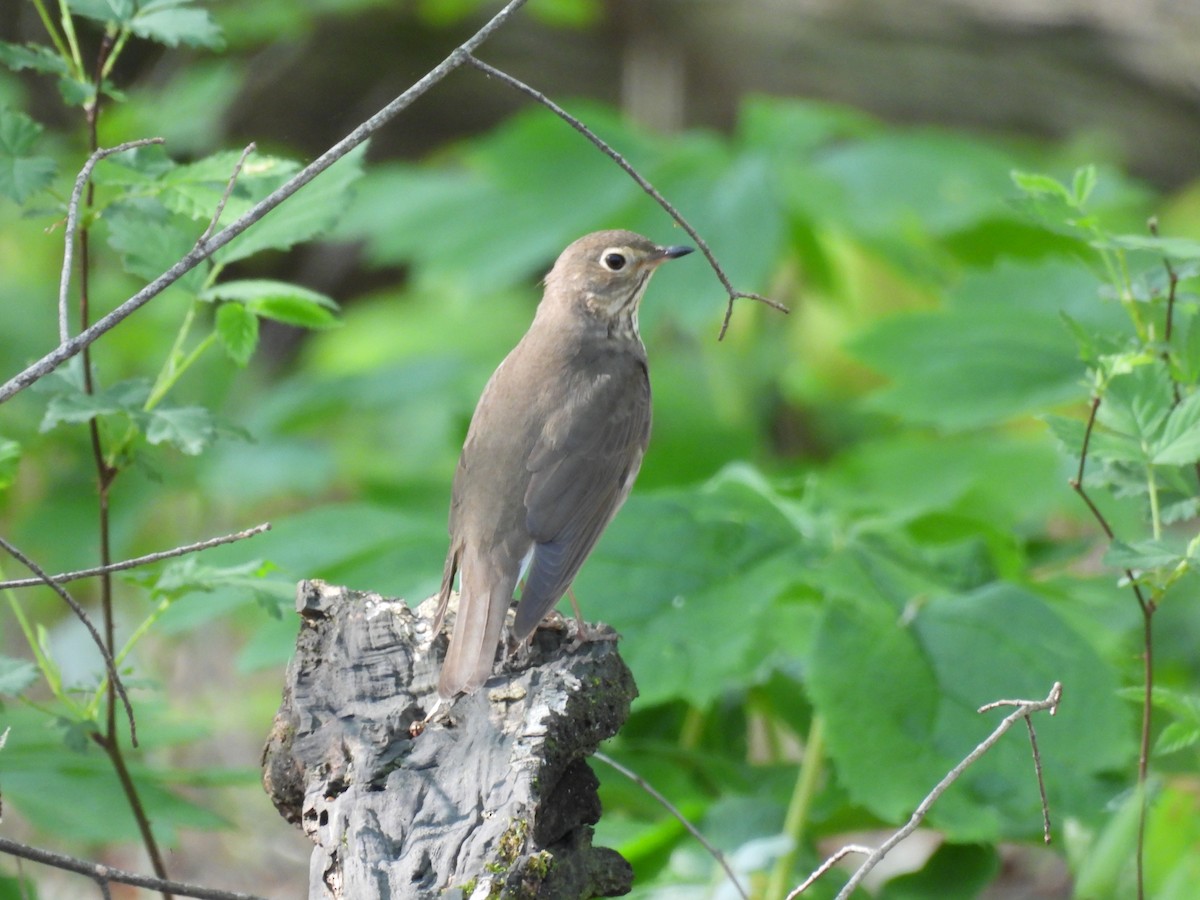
434;229;693;698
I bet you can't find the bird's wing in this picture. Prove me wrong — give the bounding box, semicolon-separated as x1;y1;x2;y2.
513;357;650;637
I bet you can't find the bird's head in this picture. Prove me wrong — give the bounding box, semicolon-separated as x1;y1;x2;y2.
543;229;693;338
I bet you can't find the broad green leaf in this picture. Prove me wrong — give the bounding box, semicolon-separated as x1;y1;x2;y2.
202;278;340;330
0;107;58;204
878;842;1000;899
852;261;1101;428
0;655;37;695
215;301;259;366
103;198;208;292
131;0;225;50
811;576;1132;839
1151;390;1200;464
815;131;1019;238
143;404;217;455
216;143;366;264
574;467;819;707
0;704;230;843
39;378;151;431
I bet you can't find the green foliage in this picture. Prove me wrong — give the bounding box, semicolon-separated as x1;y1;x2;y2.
1;2;1199;897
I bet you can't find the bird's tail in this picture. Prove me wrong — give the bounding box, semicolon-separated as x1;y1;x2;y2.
437;551;516;699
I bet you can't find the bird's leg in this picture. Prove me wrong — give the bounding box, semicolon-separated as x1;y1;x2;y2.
564;585;619;650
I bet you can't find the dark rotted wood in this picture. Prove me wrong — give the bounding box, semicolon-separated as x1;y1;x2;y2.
262;579;636;899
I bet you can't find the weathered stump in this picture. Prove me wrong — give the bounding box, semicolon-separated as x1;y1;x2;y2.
262;579;637;899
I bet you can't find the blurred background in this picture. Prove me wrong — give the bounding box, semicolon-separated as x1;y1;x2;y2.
2;0;1200;897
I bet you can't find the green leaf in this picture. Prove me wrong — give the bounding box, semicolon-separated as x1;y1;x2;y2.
103;198;208;292
1103;538;1191;571
215;302;259;366
67;0;135;24
39;378;151;432
131;0;225;50
0;41;70;76
0;107;58;204
143;405;217;455
1011;169;1073;201
1151;390;1200;464
574;466;819;707
1072;165;1098;206
852;261;1101;429
810;577;1132;839
0;436;19;491
1096;233;1200;260
201;278;341;330
216;143;366;264
0;655;38;696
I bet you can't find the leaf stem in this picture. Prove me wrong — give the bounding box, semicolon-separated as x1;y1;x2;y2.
29;0;73;69
765;714;826;900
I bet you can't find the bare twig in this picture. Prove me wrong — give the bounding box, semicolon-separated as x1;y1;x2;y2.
0;836;266;900
784;845;871;900
463;53;790;340
0;522;271;590
793;683;1062;898
0;0;532;406
198;142;256;245
58;138;165;343
0;535;137;745
594;750;748;900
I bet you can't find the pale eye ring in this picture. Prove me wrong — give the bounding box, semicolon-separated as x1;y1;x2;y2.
600;248;628;271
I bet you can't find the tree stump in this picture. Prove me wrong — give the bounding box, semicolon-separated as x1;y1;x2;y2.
262;579;637;899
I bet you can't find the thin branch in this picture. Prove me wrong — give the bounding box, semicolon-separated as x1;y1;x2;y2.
58;138;165;343
0;0;532;407
784;845;871;900
198;142;256;245
0;535;137;745
594;750;748;900
0;522;271;590
793;683;1062;898
0;836;266;900
463;53;790;340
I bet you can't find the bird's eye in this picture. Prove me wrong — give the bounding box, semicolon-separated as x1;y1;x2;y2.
600;249;627;271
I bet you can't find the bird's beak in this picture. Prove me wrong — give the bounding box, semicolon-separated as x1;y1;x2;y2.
654;244;694;264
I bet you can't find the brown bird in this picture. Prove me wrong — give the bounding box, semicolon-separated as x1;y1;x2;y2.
433;229;693;698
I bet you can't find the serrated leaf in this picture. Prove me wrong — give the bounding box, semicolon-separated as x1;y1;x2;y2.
131;0;225;50
0;41;70;76
216;144;366;264
1104;538;1190;571
39;378;151;432
67;0;136;24
1152;391;1200;465
1157;721;1200;755
202;279;341;330
215;302;258;366
0;108;58;204
143;405;217;455
133;556;275;601
103;198;207;292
